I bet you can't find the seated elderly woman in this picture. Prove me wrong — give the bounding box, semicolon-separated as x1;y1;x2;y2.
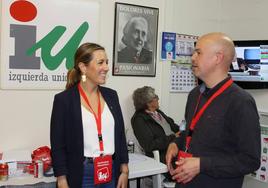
131;86;180;164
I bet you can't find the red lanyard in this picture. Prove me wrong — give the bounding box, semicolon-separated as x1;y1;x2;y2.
185;79;233;150
78;83;104;152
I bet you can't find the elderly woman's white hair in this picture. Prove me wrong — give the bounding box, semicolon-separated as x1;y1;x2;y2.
122;16;148;46
132;86;158;111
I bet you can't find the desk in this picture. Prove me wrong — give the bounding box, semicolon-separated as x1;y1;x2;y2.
0;153;167;188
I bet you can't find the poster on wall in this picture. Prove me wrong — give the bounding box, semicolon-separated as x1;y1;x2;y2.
112;3;159;77
0;0;100;89
161;32;176;60
170;34;198;92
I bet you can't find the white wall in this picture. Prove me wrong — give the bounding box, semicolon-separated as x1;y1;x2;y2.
1;0;268;187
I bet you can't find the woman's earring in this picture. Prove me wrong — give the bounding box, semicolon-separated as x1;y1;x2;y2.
81;74;86;82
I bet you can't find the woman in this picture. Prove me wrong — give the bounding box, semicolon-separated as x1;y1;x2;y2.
131;86;180;164
118;16;152;64
50;43;129;188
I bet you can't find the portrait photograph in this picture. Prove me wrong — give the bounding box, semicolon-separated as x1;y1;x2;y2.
113;3;159;76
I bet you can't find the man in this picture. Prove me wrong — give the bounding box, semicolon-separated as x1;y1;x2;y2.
166;32;261;188
118;16;152;64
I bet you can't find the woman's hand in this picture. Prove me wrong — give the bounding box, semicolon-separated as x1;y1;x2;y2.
117;163;129;188
117;171;128;188
57;175;69;188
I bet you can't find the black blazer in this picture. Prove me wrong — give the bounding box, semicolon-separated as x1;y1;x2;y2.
50;84;128;187
131;109;179;163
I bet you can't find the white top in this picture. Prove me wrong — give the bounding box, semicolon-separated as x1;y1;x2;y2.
81;103;115;157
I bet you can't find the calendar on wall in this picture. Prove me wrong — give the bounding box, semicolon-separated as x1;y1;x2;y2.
162;33;198;92
170;61;197;92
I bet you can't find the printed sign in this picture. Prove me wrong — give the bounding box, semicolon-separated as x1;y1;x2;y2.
1;0;100;89
161;32;176;60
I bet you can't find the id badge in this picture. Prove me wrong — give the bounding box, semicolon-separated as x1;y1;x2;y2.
178;151;193;160
94;155;112;185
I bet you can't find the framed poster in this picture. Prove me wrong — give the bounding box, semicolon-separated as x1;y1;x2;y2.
112;3;159;76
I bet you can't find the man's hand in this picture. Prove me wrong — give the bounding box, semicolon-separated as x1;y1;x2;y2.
166;143;179;172
171;157;200;184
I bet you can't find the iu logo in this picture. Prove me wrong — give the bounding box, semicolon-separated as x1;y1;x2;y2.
2;0;99;88
97;167;110;181
9;0;88;71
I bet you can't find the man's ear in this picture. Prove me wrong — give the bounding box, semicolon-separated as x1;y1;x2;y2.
215;51;224;65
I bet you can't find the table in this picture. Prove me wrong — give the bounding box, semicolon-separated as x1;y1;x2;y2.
0;153;167;188
128;153;168;188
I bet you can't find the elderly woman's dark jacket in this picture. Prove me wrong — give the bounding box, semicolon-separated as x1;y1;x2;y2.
131;109;179;163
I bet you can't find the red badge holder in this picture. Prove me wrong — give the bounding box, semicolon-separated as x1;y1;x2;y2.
178;151;193;160
172;151;193;170
94;155;112;185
